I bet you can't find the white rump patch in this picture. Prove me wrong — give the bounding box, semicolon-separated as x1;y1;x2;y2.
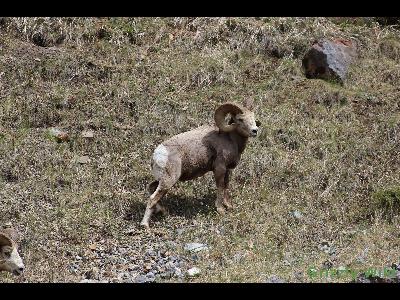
153;144;169;168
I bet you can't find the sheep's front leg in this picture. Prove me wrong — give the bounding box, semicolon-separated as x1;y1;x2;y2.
223;169;233;210
213;164;227;215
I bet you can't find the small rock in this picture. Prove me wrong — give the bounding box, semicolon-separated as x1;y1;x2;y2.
165;261;175;269
76;156;91;164
187;267;201;277
145;249;157;257
233;252;243;263
184;243;209;253
81;130;94;138
356;248;369;264
160;271;174;279
146;271;155;278
80;279;105;283
174;267;183;277
266;275;285;283
134;275;152;283
319;241;332;254
146;275;155;282
134;275;146;283
328;246;337;256
88;243;97;251
176;228;185;235
69;263;79;273
293;271;304;282
292;210;303;220
48;128;69;142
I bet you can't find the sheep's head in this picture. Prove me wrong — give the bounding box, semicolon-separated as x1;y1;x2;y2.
214;102;261;137
0;224;24;276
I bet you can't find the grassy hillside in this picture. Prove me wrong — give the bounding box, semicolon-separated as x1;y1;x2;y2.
1;17;400;283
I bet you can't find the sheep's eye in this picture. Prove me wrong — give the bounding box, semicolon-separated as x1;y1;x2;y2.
3;251;11;258
237;118;244;122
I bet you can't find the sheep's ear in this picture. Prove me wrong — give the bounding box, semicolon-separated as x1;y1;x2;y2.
1;223;19;244
256;120;261;127
0;233;13;247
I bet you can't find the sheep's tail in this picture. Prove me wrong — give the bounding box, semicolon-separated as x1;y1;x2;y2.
147;180;159;196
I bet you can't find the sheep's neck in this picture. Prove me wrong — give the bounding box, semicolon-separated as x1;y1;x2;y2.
229;131;248;154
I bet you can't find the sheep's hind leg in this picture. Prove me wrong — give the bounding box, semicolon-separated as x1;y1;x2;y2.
141;152;181;227
140;186;167;228
147;181;168;216
147;180;159;195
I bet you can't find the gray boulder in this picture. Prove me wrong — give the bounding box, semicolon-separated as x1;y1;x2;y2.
302;38;357;84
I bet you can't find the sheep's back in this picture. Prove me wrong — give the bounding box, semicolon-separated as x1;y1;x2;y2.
163;125;217;180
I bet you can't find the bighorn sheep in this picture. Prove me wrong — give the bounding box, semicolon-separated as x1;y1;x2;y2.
0;223;25;276
140;102;260;228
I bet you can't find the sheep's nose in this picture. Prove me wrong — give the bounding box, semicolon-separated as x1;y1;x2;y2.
19;267;24;272
251;128;258;135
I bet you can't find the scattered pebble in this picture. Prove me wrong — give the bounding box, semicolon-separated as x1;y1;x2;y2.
319;241;332;254
174;267;183;277
184;243;209;253
81;130;94;138
292;210;303;220
76;156;91;164
80;279;107;283
187;267;201;277
176;228;185;235
134;275;150;283
356;248;369;264
266;275;285;283
48;128;69;142
232;252;244;263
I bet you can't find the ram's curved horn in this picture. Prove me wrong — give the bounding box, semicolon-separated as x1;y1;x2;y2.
214;103;245;133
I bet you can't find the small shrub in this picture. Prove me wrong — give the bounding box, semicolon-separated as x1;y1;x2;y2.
372;186;400;221
379;38;400;62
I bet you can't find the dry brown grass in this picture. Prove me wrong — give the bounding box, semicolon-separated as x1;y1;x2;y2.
1;17;400;283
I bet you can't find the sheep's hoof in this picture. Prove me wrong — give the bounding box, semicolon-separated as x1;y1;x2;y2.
140;221;150;229
216;206;227;215
224;201;234;210
225;204;234;210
